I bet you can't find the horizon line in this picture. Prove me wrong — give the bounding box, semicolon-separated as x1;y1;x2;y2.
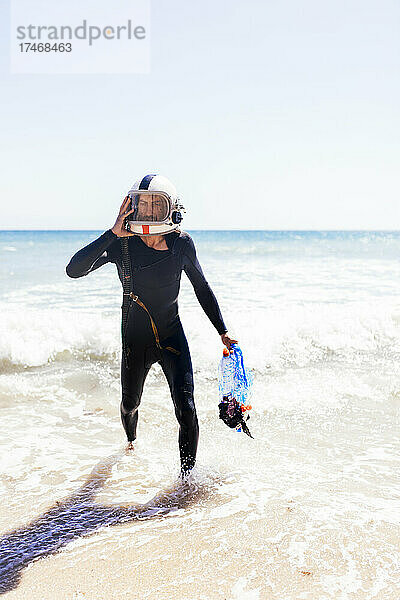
1;228;400;233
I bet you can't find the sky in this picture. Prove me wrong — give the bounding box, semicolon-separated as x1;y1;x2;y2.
0;0;399;230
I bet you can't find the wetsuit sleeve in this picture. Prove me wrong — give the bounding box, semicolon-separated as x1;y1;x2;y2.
182;236;228;335
66;229;118;278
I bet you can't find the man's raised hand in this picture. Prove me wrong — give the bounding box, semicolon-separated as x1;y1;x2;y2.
111;196;136;237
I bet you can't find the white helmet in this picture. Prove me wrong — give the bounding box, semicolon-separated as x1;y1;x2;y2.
126;174;185;236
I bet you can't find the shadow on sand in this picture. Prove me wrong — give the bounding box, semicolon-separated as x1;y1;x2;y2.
0;452;206;594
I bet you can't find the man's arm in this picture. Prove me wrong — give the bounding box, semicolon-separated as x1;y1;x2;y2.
66;229;117;278
66;195;136;278
182;234;228;335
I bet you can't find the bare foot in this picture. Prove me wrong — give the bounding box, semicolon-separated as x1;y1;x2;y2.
125;441;135;454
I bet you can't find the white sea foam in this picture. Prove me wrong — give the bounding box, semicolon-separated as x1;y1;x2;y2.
0;306;120;367
1;298;399;375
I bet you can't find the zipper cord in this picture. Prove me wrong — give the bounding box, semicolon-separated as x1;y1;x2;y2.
120;237;181;369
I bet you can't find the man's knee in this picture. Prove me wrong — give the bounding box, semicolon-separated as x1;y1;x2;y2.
176;405;198;430
174;386;197;429
121;393;140;415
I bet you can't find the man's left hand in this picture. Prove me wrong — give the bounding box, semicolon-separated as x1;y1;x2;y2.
220;332;238;349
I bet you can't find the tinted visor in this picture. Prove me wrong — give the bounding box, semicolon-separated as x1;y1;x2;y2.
129;192;170;223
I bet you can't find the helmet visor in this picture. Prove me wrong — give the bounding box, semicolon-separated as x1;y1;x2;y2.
128;192;171;223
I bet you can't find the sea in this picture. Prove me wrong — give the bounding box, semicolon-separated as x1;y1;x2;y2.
0;230;399;599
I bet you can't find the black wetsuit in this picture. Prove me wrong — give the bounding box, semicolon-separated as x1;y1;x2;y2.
66;229;227;472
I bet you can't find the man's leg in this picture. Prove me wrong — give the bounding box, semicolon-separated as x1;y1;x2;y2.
160;327;199;473
120;347;151;442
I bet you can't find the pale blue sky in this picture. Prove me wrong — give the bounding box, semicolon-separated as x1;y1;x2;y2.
1;0;399;229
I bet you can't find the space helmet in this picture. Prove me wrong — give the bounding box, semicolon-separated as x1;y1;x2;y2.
125;174;185;236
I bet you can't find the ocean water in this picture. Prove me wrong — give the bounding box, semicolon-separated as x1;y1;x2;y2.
0;230;400;599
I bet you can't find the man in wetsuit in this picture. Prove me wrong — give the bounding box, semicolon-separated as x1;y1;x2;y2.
66;174;237;474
